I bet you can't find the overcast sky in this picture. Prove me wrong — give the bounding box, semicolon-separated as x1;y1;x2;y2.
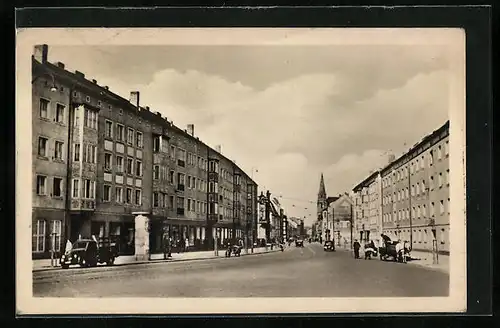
48;43;450;226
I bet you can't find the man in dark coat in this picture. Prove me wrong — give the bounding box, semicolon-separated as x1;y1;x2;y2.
163;233;172;259
353;239;361;259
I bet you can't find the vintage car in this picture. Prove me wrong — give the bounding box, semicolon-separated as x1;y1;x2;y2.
295;239;304;247
60;238;118;269
323;240;336;252
378;234;408;262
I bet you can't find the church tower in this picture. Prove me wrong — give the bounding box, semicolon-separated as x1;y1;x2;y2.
317;173;327;220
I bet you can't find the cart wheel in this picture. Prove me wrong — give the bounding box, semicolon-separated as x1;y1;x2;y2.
79;258;87;268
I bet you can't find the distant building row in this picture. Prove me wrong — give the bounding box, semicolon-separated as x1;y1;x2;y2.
32;45;258;259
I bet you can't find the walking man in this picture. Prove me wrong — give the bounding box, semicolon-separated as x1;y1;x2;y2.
353;239;361;259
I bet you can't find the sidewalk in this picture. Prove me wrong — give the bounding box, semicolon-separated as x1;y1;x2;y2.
405;250;449;274
33;246;281;272
331;244;449;273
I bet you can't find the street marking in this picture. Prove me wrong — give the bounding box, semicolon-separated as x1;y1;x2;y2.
307;245;316;256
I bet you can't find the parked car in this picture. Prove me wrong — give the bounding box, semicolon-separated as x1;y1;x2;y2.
323;240;336;252
295;239;304;247
60;238;118;269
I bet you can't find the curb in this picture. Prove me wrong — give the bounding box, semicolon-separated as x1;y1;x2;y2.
32;249;281;273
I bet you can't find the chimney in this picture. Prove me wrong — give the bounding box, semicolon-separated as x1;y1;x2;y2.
129;91;140;108
388;154;396;163
187;124;194;136
56;62;65;69
215;145;221;153
75;70;85;78
33;44;48;63
145;106;150;111
104;86;109;90
92;79;97;84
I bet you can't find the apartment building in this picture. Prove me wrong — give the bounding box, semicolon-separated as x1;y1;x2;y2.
31;44;258;259
352;170;382;243
378;121;449;253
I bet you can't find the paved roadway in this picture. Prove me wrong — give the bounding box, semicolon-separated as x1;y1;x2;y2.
33;242;449;297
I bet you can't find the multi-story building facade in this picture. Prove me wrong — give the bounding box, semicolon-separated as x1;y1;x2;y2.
352;171;382;243
31;44;258;259
328;193;354;245
361;121;450;254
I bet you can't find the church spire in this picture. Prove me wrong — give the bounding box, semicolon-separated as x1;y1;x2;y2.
318;173;326;198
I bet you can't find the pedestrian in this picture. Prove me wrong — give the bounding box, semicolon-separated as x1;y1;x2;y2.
353;239;361;259
64;239;72;254
184;237;189;252
395;239;403;262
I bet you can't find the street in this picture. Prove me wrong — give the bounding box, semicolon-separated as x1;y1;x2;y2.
33;243;449;298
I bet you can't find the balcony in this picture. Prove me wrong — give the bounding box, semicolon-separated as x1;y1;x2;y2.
177;208;185;216
208;171;219;182
208;193;218;203
71;199;96;211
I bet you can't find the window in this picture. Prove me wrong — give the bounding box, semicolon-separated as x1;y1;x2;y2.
136;160;142;176
187;199;192;211
437;145;442;160
83;144;96;163
153;135;161;152
39;98;49;118
440;228;446;245
417;206;421;219
446;169;450;185
126;158;134;175
447;198;450;214
209;181;218;193
153;192;159;207
126;188;133;204
55;104;65;123
105;120;113;138
438;173;443;188
169;170;175;184
84;109;98;129
187;176;192;189
103;185;111;202
421;180;426;193
429;176;434;190
429;150;434;166
54;141;64;160
33;220;46;252
73;106;80;127
415;159;419;171
411;185;415;196
169;196;174;209
405;188;409;199
177;173;185;186
127;128;134;145
420;156;425;169
422;205;426;218
53;177;62;197
73;144;80;161
38;137;48;157
115;187;123;203
430;202;435;217
445;141;449;156
153;165;160;180
83;179;95;199
36;175;47;195
50;220;62;252
72;179;79;198
136;132;143;148
177;197;185;209
97;100;102;108
85;96;91;102
117;124;125;141
170;146;175;159
116;156;124;173
135;189;142;206
104;153;112;170
412;207;415;218
440;200;445;215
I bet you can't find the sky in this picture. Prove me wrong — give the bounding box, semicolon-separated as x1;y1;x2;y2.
48;43;450;226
